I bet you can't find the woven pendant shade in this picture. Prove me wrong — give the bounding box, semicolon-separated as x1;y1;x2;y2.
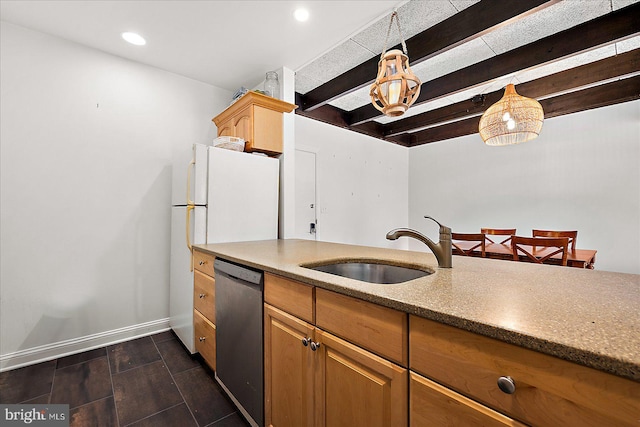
479;84;544;146
370;49;421;117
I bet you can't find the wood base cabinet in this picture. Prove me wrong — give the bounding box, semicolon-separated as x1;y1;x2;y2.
193;249;216;370
410;315;640;427
265;304;407;427
264;277;408;427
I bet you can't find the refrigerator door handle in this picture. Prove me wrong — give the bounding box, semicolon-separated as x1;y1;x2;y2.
187;159;195;205
186;204;195;271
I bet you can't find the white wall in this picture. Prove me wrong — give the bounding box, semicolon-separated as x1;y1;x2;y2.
295;116;409;248
408;100;640;274
0;22;231;367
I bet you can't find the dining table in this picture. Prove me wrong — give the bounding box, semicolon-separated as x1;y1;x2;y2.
452;241;597;269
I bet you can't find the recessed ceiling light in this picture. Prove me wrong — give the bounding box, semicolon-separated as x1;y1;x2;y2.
294;8;309;22
122;32;146;46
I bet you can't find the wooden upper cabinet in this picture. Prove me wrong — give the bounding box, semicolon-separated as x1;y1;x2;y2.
212;91;296;155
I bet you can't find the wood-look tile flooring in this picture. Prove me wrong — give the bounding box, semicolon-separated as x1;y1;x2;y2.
0;331;250;427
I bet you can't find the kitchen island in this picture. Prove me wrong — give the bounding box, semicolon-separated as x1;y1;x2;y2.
194;239;639;426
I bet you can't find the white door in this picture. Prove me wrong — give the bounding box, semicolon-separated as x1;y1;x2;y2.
295;149;317;240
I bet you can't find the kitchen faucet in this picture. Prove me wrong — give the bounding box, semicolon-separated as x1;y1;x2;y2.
386;216;452;268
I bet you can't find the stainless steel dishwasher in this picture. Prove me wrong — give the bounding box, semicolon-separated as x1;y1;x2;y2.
213;258;263;427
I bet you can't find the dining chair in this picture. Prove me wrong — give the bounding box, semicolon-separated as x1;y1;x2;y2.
511;236;569;266
532;230;578;251
481;228;516;245
452;233;486;257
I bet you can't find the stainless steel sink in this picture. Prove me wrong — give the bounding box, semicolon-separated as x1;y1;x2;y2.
304;261;432;284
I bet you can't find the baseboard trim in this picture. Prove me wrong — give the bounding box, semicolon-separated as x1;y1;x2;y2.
0;318;171;372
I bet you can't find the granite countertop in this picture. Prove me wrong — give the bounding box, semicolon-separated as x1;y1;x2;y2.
194;239;640;382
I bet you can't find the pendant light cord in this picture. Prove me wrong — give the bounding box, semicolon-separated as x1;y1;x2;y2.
381;11;408;57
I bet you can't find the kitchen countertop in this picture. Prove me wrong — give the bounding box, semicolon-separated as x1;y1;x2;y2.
194;239;640;382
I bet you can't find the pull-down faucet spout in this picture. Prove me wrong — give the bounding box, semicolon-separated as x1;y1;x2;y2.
386;216;452;268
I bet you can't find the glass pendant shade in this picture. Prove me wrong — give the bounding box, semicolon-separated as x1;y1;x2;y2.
479;84;544;146
370;49;421;117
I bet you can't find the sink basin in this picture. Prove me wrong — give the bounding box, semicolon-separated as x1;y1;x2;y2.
304;261;432;284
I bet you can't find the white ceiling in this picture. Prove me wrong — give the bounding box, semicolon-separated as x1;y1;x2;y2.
2;0;638;123
0;0;406;91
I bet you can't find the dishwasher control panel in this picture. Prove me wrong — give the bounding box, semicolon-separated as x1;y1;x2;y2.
214;258;263;285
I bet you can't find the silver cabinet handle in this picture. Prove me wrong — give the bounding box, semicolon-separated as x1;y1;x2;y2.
199;336;206;342
497;376;516;394
302;337;310;346
199;293;205;298
310;341;321;351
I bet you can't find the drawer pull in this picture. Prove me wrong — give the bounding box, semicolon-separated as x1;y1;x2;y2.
199;261;205;266
310;341;321;351
199;336;206;342
302;337;311;347
497;376;516;394
199;293;206;298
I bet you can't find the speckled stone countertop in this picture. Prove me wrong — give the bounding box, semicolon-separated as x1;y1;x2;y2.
194;239;640;382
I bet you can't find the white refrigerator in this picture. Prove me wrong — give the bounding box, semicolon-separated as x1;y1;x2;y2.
169;143;279;352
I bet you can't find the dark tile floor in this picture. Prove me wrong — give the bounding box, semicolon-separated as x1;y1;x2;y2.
0;330;250;427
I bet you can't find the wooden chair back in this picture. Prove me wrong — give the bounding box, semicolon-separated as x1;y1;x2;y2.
511;236;569;266
452;233;486;257
532;229;577;251
481;228;516;245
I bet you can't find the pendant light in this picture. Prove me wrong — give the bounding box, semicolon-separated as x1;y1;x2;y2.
478;84;544;146
370;11;421;117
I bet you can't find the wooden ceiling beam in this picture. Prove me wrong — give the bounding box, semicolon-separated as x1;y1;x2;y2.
348;2;640;125
297;0;558;112
410;75;640;147
382;48;640;137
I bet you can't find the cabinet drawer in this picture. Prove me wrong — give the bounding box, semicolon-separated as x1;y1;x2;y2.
232;104;252;147
316;288;408;367
410;315;640;427
264;273;314;323
193;250;215;277
194;270;215;322
410;371;525;427
194;309;216;370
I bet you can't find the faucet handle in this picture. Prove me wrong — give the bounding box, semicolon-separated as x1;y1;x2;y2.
424;216;452;236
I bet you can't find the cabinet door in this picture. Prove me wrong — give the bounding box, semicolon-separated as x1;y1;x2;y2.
315;329;408;427
265;304;315;427
233;105;252;144
410;372;526;427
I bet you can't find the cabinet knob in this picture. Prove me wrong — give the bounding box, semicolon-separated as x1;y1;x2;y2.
497;376;516;394
302;337;310;347
199;260;205;265
199;293;205;298
199;336;206;342
310;341;321;351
